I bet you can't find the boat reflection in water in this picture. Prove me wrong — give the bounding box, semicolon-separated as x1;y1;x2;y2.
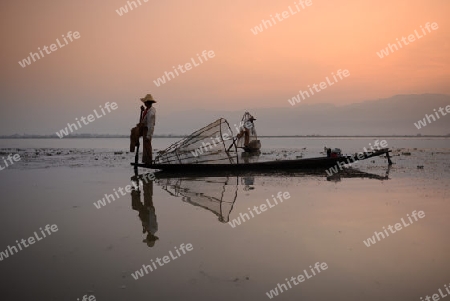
326;165;391;182
130;166;390;229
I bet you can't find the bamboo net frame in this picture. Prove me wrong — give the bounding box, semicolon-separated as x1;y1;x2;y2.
154;118;239;165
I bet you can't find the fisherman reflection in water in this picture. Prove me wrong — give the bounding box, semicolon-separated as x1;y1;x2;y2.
131;175;159;247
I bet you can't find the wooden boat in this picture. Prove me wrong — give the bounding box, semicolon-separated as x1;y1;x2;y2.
131;117;393;173
131;148;392;173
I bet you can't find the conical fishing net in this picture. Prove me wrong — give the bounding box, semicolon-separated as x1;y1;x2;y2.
154;118;238;164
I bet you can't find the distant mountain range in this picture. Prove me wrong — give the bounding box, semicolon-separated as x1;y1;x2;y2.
156;94;450;136
2;94;449;137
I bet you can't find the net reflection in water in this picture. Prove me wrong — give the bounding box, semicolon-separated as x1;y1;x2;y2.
156;176;238;223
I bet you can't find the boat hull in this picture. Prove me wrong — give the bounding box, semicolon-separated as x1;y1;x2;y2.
131;148;391;173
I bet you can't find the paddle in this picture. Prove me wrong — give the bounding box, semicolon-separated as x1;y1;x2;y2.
134;108;144;168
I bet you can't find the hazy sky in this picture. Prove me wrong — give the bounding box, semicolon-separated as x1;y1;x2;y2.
0;0;449;135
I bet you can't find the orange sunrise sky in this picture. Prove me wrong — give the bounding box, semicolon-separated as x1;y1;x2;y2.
0;0;449;134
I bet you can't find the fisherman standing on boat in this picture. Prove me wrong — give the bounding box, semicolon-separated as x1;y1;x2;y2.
236;113;256;147
140;94;157;165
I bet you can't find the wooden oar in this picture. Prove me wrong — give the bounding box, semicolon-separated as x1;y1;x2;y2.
134;109;144;169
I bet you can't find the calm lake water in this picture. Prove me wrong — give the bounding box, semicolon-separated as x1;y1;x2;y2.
1;137;449;151
0;138;449;301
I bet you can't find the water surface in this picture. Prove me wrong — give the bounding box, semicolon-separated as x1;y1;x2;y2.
0;138;449;300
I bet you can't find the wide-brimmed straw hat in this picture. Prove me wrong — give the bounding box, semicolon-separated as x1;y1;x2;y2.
143;233;159;247
140;94;157;103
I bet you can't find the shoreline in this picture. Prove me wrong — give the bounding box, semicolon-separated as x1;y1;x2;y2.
0;135;449;139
